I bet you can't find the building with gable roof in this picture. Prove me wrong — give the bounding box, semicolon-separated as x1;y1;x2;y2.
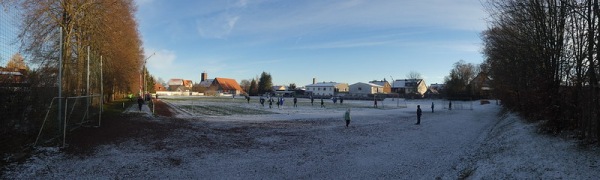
369;79;392;93
198;72;213;88
305;81;349;96
209;77;244;95
349;82;384;96
167;78;193;92
154;82;166;92
196;72;244;95
392;79;427;97
0;67;27;84
470;72;493;99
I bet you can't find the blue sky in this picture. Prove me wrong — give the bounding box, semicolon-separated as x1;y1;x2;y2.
135;0;488;86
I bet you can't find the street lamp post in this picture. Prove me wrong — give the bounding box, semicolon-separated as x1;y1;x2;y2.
140;53;155;96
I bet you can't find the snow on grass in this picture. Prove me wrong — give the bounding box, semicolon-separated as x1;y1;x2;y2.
2;97;599;179
458;112;600;179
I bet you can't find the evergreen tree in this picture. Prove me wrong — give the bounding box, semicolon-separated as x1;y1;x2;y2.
249;79;258;96
258;72;273;95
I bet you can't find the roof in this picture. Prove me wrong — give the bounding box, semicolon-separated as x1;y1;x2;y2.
199;79;214;87
392;79;423;88
350;82;383;87
183;80;193;87
369;80;389;87
306;82;345;87
167;79;184;86
0;71;23;76
214;78;244;92
429;83;445;89
154;83;166;91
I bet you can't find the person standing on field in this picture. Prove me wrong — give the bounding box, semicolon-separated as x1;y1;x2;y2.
344;108;351;127
374;99;378;108
431;102;434;113
321;98;325;108
416;105;422;125
293;97;298;107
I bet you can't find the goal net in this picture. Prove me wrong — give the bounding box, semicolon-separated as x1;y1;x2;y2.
442;100;473;110
35;95;102;147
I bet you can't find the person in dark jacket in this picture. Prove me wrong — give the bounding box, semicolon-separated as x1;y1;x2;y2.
293;97;298;107
431;102;434;113
277;97;281;109
374;99;378;108
137;95;144;111
416;105;422;125
310;96;314;106
344;108;351;127
320;98;325;108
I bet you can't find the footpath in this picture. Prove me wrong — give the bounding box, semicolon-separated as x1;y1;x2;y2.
123;101;153;117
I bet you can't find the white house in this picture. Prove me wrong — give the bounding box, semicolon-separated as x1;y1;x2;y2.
349;82;384;96
392;79;427;96
305;82;349;96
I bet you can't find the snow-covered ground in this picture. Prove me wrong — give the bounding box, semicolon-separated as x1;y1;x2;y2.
2;97;599;179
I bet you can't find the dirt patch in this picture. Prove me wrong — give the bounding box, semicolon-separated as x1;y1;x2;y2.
63;114;191;156
153;99;174;117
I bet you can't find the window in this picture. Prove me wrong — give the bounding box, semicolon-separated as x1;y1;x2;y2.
358;87;362;91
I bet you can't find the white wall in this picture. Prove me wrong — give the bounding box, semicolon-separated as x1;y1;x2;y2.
349;83;383;95
306;86;335;96
156;91;203;96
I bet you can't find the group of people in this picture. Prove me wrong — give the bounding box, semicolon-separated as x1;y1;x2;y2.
414;102;437;125
259;96;288;109
346;102;438;128
255;95;347;109
243;95;445;128
129;92;157;112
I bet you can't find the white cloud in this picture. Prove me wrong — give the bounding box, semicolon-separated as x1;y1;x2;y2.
230;0;487;37
196;15;240;39
235;0;248;7
290;32;424;49
293;39;398;50
146;49;176;70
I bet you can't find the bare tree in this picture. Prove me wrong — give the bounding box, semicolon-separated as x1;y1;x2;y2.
406;71;422;80
6;53;29;70
2;0;145;99
443;60;477;98
240;79;251;93
482;0;600;139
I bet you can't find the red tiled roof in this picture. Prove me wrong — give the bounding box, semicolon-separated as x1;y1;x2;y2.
154;83;166;91
214;78;244;92
183;80;193;87
167;79;184;86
